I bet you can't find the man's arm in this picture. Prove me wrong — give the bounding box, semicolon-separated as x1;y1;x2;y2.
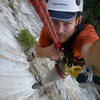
81;39;100;76
35;42;63;60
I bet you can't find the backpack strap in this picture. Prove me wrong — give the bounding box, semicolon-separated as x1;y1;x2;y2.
62;23;85;66
63;23;85;49
75;23;85;36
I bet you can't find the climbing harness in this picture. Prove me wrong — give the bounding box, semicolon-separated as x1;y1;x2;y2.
55;57;82;79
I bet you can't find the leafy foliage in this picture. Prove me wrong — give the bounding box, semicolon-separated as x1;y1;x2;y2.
17;29;36;50
8;2;14;9
93;75;100;85
83;0;100;36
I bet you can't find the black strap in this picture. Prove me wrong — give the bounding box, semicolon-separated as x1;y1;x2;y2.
63;23;85;48
62;23;85;66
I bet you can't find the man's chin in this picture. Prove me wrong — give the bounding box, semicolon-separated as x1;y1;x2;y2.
58;36;68;43
60;39;66;43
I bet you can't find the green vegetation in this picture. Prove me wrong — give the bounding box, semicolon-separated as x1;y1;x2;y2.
17;29;36;50
8;2;14;10
93;75;100;85
83;0;100;36
42;63;48;68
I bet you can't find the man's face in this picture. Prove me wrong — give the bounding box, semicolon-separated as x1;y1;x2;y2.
52;18;79;43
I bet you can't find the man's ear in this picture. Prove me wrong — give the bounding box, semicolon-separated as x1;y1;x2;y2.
76;16;83;26
77;16;83;24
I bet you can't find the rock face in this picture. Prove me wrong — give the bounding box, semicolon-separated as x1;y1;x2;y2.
0;0;100;100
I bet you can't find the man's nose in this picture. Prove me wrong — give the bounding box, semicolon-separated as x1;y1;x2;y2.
56;24;64;33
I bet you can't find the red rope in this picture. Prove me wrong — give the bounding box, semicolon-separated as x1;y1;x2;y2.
38;0;59;42
28;0;61;48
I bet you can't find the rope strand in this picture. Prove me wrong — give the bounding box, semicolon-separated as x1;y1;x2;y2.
28;0;61;48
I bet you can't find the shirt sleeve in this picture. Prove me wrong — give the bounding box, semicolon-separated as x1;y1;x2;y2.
73;24;99;59
39;26;53;47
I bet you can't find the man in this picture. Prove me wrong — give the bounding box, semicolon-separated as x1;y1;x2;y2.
33;0;100;88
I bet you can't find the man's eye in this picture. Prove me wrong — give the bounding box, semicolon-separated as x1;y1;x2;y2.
53;21;58;25
64;22;72;26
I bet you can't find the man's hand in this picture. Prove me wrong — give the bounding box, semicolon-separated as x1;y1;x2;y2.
81;39;100;76
36;43;64;60
46;44;64;60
